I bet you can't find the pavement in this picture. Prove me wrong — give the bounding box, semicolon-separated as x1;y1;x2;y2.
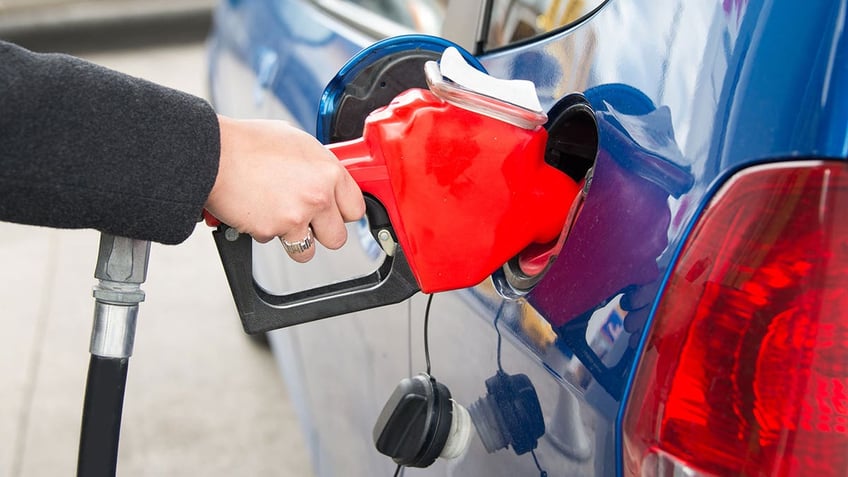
0;10;316;477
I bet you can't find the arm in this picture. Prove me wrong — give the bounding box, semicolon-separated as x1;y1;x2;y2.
0;41;364;252
0;40;219;244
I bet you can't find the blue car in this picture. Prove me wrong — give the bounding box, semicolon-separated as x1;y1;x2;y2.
206;1;848;476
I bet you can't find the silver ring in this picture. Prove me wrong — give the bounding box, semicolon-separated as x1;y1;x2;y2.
282;227;314;254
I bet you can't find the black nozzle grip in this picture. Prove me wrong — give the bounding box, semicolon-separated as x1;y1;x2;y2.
211;221;419;335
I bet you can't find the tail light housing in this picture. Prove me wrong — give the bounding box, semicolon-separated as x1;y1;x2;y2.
623;161;848;477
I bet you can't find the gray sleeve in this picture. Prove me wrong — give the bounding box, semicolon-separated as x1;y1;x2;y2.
0;40;221;245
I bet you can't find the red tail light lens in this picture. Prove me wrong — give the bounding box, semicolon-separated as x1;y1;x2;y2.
623;161;848;477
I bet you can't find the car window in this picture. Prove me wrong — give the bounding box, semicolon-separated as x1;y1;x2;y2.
312;0;447;37
485;0;607;51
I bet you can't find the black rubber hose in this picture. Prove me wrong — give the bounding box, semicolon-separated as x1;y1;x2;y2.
77;355;129;477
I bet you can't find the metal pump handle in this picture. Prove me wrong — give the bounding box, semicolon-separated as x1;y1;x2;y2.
78;234;151;477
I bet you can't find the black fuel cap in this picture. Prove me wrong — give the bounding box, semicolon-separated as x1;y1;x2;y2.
373;373;453;468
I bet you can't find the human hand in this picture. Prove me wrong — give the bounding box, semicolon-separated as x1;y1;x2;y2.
204;116;366;262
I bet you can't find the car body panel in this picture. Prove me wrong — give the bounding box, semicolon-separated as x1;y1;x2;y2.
207;0;848;475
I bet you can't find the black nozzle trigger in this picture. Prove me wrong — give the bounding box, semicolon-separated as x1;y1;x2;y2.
211;198;420;334
362;194;393;241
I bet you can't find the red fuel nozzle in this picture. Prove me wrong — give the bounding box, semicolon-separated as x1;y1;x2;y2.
208;44;588;334
329;88;580;293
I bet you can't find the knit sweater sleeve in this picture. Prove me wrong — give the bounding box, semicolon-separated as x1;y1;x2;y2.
0;40;220;245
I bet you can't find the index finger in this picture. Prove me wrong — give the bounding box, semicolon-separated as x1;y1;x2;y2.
335;165;366;222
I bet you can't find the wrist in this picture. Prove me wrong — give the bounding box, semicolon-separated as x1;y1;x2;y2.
206;115;234;211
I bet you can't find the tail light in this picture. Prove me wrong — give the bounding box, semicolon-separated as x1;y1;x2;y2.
623;161;848;477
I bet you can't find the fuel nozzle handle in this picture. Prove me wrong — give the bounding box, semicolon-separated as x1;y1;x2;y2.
211;215;419;333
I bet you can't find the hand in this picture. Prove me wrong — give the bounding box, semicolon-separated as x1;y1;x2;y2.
204;116;366;262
